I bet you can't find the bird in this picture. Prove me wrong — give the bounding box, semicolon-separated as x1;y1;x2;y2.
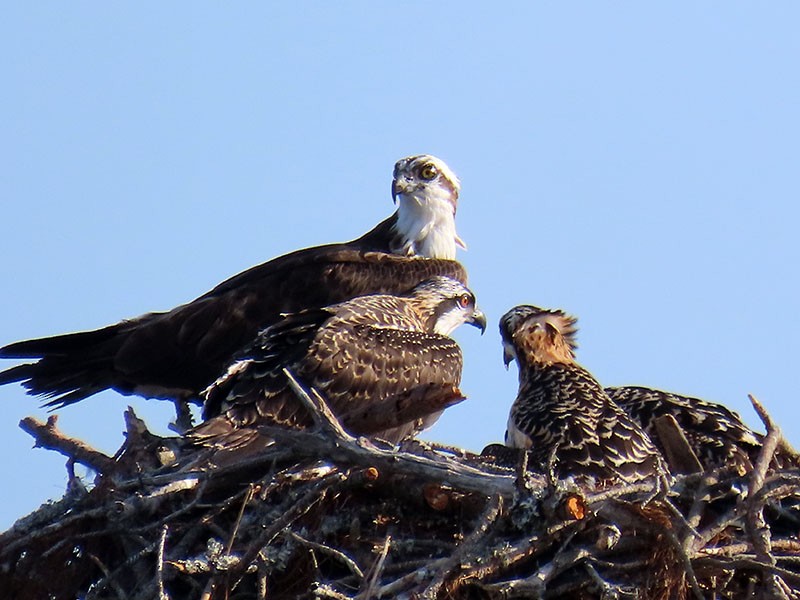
604;386;763;474
189;276;486;449
0;155;467;415
499;305;667;486
500;305;784;475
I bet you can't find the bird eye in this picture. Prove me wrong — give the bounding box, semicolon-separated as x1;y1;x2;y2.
419;163;438;180
458;294;472;308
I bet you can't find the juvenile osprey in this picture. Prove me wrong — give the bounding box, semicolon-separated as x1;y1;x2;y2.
0;155;466;409
502;305;778;475
499;305;666;485
607;387;771;473
191;276;486;447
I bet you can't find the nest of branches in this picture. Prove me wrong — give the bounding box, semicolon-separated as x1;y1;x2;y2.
2;377;799;600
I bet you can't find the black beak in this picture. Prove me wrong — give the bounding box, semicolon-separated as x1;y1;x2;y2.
392;176;411;204
503;346;515;369
469;308;487;335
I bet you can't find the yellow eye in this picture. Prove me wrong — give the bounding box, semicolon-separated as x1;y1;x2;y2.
419;163;438;180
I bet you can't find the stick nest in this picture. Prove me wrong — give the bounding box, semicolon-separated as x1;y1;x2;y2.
2;384;799;600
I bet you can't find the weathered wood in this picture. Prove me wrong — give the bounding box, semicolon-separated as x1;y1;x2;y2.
2;393;800;600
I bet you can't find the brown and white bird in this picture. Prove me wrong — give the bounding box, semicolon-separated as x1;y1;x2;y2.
607;387;779;473
499;305;667;486
191;276;486;448
0;155;466;412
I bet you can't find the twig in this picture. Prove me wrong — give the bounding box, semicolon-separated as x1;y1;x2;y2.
653;414;703;475
747;394;786;598
289;530;364;581
683;473;715;552
88;553;129;600
419;494;504;599
375;556;452;598
749;394;783;494
256;425;521;499
85;538;162;599
358;535;391;599
230;470;347;588
157;525;170;600
313;584;355;600
227;484;254;554
19;415;116;473
283;368;354;440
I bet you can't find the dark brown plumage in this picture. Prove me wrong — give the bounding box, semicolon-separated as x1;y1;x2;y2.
501;305;782;475
0;155;466;408
606;387;786;473
191;276;486;447
500;305;667;485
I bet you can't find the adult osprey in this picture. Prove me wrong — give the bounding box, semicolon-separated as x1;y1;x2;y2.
499;305;667;485
190;276;486;448
0;155;467;409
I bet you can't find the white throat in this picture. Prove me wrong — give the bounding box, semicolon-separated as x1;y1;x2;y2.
432;309;466;336
395;191;463;260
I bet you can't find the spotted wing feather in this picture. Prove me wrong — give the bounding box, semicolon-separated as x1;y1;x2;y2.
0;249;466;407
509;364;666;484
606;386;766;472
196;295;463;444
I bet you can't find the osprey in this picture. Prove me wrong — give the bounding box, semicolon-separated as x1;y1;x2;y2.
191;276;486;447
503;306;777;473
0;155;467;410
605;387;765;474
499;305;667;485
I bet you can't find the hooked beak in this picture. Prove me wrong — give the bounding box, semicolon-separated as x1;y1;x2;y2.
502;344;516;369
469;308;487;335
392;177;412;204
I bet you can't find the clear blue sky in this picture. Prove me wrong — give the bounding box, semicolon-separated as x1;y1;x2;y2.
1;5;798;529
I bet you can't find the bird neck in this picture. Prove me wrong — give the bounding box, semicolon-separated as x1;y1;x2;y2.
352;193;461;259
393;193;460;259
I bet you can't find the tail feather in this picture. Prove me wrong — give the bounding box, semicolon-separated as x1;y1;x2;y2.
0;325;127;407
0;357;112;408
0;323;126;359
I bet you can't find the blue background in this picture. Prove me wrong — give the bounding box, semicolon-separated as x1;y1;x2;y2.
1;4;798;528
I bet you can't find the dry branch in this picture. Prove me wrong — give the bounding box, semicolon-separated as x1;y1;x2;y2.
19;415;116;473
2;391;800;600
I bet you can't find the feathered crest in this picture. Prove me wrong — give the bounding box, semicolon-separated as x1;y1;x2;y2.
500;305;579;358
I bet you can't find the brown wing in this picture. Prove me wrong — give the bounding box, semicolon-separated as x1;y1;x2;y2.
195;302;463;445
606;386;764;472
509;364;666;485
0;249;466;407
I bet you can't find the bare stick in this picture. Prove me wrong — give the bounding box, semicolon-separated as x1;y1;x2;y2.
746;394;787;599
230;470;346;588
419;494;503;598
157;525;169;600
226;484;254;554
289;530;364;580
257;425;520;499
375;556;452;598
283;368;354;440
87;553;129;600
358;535;391;599
653;414;703;475
20;415;116;474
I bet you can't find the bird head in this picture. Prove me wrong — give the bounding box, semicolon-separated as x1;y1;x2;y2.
408;276;486;336
499;305;578;368
391;155;465;259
